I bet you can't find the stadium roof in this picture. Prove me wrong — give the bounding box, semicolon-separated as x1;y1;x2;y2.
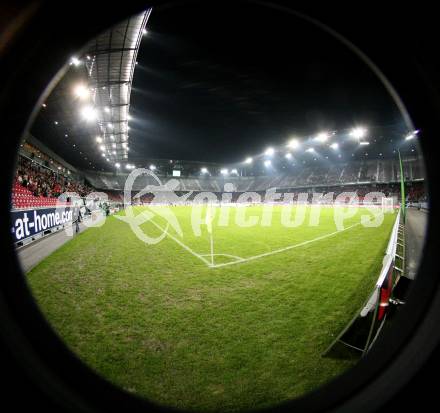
30;9;151;171
30;4;421;173
84;9;151;162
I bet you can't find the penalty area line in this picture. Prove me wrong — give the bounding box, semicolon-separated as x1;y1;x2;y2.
146;219;361;270
209;222;362;269
147;219;213;266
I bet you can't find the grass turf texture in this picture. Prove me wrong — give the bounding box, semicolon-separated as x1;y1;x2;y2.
27;205;396;412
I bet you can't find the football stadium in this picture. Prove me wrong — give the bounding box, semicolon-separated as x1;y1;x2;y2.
7;3;429;413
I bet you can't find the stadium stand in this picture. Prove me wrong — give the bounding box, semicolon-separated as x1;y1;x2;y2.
81;156;425;197
11;136;427;211
12;154;92;209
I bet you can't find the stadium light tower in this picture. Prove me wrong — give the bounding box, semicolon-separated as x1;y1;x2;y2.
265;147;275;156
350;127;367;139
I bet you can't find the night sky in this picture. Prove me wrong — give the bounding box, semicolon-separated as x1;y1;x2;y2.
31;1;411;171
128;1;403;164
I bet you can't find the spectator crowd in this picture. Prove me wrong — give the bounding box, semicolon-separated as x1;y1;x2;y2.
15;156;92;199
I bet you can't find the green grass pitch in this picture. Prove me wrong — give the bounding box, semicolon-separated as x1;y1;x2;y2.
26;205;396;412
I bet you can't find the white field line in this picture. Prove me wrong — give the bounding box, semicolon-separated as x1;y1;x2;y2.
147;219;212;266
210;231;214;266
200;253;244;260
200;253;245;265
148;218;361;269
210;222;362;269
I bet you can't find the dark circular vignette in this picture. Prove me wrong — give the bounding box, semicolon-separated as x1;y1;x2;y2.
0;1;439;412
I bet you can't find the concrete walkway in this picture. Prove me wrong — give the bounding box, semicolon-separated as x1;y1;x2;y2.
17;222;87;273
405;208;428;280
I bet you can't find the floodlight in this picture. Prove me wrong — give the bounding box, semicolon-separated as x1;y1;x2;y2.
115;163;120;168
306;147;315;153
96;136;102;143
220;168;228;175
245;157;253;164
265;147;275;156
350;127;367;139
70;56;81;66
359;141;370;146
104;106;110;113
315;132;329;142
231;168;238;175
149;164;156;171
287;139;300;149
330;143;339;150
73;84;90;99
99;145;105;151
201;167;208;174
107;123;113;129
285;153;292;159
80;105;97;121
143;29;148;35
405;130;418;140
264;160;271;167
